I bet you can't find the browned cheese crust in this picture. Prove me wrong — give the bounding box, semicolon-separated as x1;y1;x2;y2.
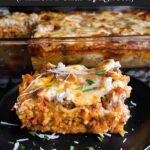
0;12;38;38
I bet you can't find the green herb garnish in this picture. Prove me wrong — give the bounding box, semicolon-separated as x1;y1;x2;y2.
70;145;75;150
43;135;49;141
32;141;36;147
97;135;104;142
88;147;95;150
8;141;15;145
75;87;83;91
96;70;107;75
83;89;93;92
76;86;94;92
29;131;37;136
86;79;95;85
20;144;25;150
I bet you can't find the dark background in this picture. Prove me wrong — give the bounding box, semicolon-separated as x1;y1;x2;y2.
0;0;150;6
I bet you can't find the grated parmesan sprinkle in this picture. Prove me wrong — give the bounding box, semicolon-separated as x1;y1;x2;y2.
131;128;134;131
0;121;18;126
16;138;29;142
74;141;79;144
144;145;150;150
123;138;127;143
36;133;59;140
13;142;19;150
104;133;112;137
130;101;137;107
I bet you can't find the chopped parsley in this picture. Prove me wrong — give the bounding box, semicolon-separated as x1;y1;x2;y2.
75;87;94;92
75;87;83;91
8;141;25;150
43;135;49;141
70;145;75;150
32;141;36;147
96;70;107;75
29;131;37;136
88;147;95;150
97;135;104;142
8;141;15;145
83;89;93;92
86;79;95;85
20;144;25;150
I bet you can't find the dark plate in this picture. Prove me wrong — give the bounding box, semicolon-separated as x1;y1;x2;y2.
0;78;150;150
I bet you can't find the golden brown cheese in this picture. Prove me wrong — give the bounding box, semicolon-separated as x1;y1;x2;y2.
0;12;38;38
14;59;131;136
1;10;150;38
33;11;150;37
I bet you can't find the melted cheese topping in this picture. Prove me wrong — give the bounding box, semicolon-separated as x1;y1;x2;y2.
1;11;150;38
0;12;38;27
17;59;131;106
33;11;150;37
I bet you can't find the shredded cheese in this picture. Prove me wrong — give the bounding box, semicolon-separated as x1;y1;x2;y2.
123;138;127;143
104;133;112;137
16;138;29;142
36;133;59;140
74;141;79;144
130;101;137;107
0;121;18;126
13;142;19;150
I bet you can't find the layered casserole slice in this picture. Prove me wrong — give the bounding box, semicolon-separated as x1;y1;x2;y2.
14;59;131;136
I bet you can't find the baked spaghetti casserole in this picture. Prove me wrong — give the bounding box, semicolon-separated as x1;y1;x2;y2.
0;12;38;38
0;10;150;68
28;10;150;69
14;59;131;136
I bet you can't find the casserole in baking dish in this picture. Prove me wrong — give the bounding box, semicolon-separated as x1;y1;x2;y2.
0;9;150;70
29;10;150;69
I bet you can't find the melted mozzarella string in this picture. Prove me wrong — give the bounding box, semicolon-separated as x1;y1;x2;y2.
47;69;88;75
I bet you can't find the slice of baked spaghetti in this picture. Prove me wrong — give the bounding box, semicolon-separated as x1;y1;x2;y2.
14;59;131;136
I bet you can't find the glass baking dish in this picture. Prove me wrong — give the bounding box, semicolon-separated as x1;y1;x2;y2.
0;35;150;72
0;6;150;77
